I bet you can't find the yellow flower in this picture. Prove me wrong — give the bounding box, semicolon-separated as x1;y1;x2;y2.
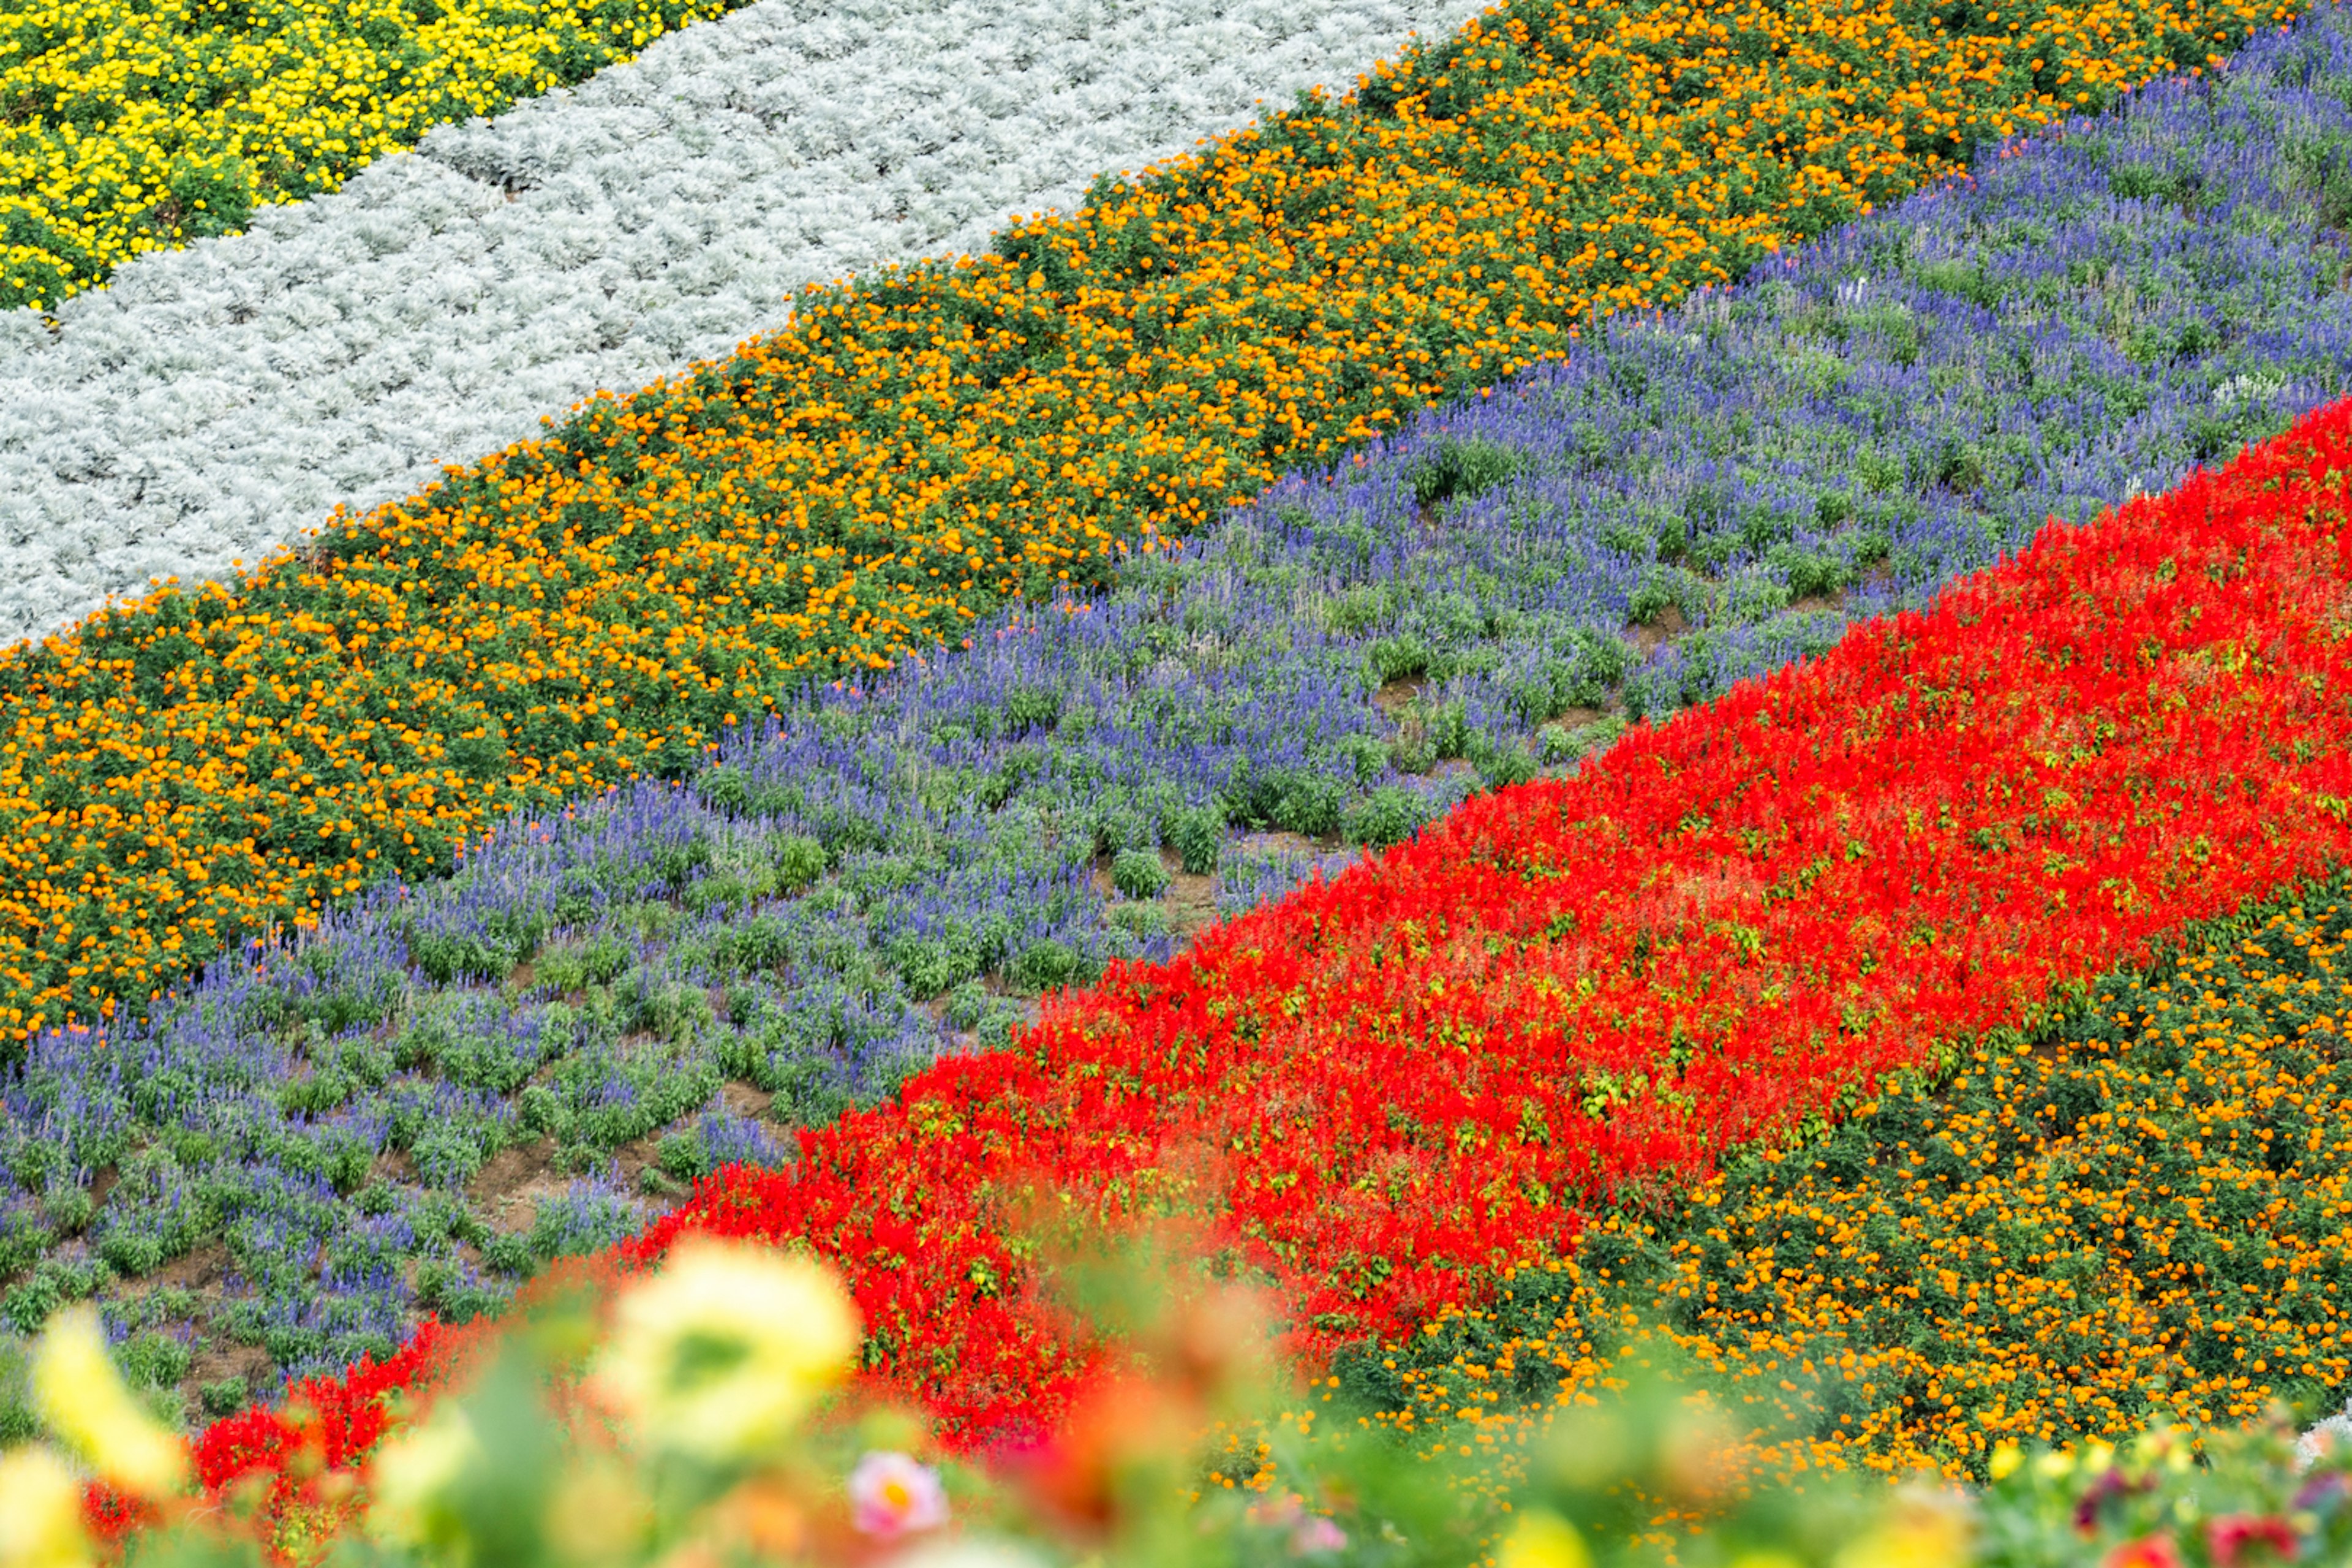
29;1305;187;1501
364;1401;485;1551
0;1446;90;1568
1498;1509;1592;1568
1834;1487;1972;1568
591;1236;861;1461
540;1448;653;1565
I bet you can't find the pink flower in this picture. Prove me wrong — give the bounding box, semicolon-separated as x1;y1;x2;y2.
1291;1516;1348;1556
2207;1515;2299;1568
850;1452;949;1541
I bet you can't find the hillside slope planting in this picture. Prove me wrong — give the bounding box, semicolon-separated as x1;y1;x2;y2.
0;0;747;309
0;0;2313;1050
1343;878;2352;1482
7;4;2351;1423
153;392;2352;1524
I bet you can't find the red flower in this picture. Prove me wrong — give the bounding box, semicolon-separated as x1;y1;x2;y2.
2207;1515;2300;1567
2102;1536;2184;1568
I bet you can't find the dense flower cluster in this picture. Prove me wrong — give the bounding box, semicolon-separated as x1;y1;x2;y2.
0;0;2310;1044
0;0;746;309
1349;887;2352;1482
371;399;2352;1437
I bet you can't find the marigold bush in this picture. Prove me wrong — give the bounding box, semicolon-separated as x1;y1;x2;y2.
0;0;745;309
0;0;2318;1047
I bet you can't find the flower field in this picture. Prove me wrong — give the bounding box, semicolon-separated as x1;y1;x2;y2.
6;4;2351;1422
145;378;2352;1531
6;0;2352;1559
0;0;1490;650
0;0;2305;1061
612;384;2352;1432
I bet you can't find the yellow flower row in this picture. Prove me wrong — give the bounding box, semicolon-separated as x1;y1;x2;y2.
0;0;2311;1044
1368;893;2352;1482
0;0;739;307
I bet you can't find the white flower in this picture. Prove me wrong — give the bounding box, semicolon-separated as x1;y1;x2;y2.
850;1451;949;1540
590;1235;861;1460
2213;372;2285;409
29;1305;187;1502
887;1538;1050;1568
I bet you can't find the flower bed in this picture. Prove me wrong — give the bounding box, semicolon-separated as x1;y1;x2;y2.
9;6;2350;1419
161;389;2352;1518
0;0;1494;650
1352;878;2352;1482
0;0;2305;1049
4;3;2352;1420
676;388;2352;1432
0;0;747;311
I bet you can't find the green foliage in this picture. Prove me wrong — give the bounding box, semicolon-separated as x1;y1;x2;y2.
1411;437;1532;510
1109;848;1172;900
1342;786;1430;850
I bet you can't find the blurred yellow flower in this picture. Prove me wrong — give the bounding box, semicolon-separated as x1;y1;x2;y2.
0;1446;89;1568
592;1236;861;1461
29;1305;187;1501
542;1449;653;1565
364;1402;485;1551
1498;1509;1592;1568
1833;1488;1972;1568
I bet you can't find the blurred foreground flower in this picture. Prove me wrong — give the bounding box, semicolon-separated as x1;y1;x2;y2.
30;1304;187;1501
364;1401;488;1551
1498;1510;1591;1568
851;1451;949;1540
888;1539;1049;1568
0;1446;89;1568
2206;1515;2298;1568
592;1235;861;1461
2103;1537;2187;1568
1833;1486;1971;1568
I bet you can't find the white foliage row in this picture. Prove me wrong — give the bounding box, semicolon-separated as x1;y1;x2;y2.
0;0;1492;651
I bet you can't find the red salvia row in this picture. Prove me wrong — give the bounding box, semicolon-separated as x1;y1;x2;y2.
178;394;2352;1520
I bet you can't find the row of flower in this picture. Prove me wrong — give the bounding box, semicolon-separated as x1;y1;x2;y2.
0;0;2309;1048
0;0;752;311
9;4;2350;1424
0;0;1487;650
142;371;2352;1533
